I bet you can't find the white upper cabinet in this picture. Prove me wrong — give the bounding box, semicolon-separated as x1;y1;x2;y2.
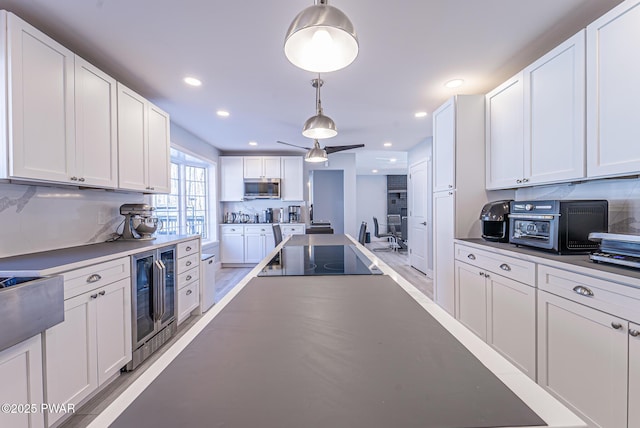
487;31;586;189
587;0;640;178
524;30;585;185
220;156;244;201
243;156;281;179
432;97;456;192
280;156;304;201
74;56;118;188
5;11;76;184
117;83;170;193
485;73;524;189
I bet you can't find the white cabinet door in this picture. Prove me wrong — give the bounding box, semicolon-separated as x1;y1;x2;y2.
244;157;281;179
147;104;171;193
117;83;147;192
7;12;75;183
537;291;628;428
244;232;264;263
0;335;45;428
487;273;536;380
281;156;304;201
243;157;263;179
220;227;245;263
587;0;640;179
220;157;244;201
524;30;585;186
45;293;98;426
95;279;131;385
432;97;455;193
74;56;118;188
485;73;524;189
454;260;487;340
629;322;640;428
433;190;455;315
263;156;281;178
281;224;305;239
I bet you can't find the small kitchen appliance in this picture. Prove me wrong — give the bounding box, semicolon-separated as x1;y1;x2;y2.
288;205;301;223
589;233;640;269
243;178;281;200
479;200;512;242
120;204;161;240
265;208;274;223
509;200;608;254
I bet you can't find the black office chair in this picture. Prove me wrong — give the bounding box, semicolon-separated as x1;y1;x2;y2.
372;216;395;252
358;221;367;245
272;224;283;245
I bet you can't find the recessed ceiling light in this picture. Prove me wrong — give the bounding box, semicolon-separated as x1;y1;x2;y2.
445;79;464;89
184;76;202;87
216;110;230;117
414;111;428;118
383;142;392;147
372;169;378;173
390;158;397;163
249;141;258;146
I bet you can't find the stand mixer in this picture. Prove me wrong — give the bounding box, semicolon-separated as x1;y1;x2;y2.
120;204;161;240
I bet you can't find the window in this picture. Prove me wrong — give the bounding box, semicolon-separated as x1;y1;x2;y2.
153;148;216;241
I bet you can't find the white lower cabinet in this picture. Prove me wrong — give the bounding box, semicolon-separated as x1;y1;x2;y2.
280;224;305;240
220;226;245;264
176;239;201;325
454;250;536;380
0;335;45;428
44;269;131;427
221;224;294;264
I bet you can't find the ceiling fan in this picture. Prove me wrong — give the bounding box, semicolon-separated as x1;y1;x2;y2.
277;140;365;162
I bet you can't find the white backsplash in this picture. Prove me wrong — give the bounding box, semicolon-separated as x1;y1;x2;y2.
0;182;147;258
515;177;640;233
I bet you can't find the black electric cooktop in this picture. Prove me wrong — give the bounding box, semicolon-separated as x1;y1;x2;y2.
258;245;383;276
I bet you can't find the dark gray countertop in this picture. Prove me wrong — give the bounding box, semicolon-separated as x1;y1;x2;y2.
110;275;546;428
458;238;640;287
0;235;199;276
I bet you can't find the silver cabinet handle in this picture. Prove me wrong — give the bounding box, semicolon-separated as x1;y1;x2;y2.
479;271;484;276
448;184;453;189
611;322;623;330
87;274;102;283
186;289;193;296
485;273;490;279
90;293;98;299
78;177;85;182
630;330;640;337
467;254;476;260
572;285;594;297
98;290;106;296
499;263;511;272
516;179;522;184
186;275;192;281
186;246;192;252
70;176;78;181
186;261;192;266
523;178;529;183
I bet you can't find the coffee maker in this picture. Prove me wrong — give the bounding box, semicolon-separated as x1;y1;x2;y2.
120;204;161;240
288;205;301;223
479;200;512;242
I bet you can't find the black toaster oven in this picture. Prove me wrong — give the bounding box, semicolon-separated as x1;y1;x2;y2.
509;200;608;254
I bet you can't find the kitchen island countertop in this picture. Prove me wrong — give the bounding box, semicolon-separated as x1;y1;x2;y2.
86;234;585;428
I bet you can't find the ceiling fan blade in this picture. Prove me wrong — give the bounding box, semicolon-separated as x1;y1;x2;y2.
276;140;309;150
324;144;365;154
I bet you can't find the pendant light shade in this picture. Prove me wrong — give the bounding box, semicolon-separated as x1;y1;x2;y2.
304;140;328;162
302;77;337;139
284;0;358;73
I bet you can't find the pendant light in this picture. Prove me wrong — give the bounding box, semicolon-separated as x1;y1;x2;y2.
305;140;328;163
284;0;359;73
302;77;337;139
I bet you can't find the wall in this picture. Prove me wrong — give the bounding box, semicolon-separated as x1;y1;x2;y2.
0;123;220;259
356;175;387;241
516;177;640;233
303;153;357;237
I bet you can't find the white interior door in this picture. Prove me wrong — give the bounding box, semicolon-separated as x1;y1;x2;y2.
409;160;428;274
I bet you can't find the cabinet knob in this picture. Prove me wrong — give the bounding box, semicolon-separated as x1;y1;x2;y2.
78;177;85;182
479;272;485;277
448;184;453;189
186;275;192;281
186;289;193;296
98;290;106;296
630;330;640;337
86;274;102;283
611;322;623;330
70;176;78;181
485;273;490;279
572;285;594;297
186;246;192;251
186;261;192;266
90;293;98;299
516;179;523;184
523;178;529;183
499;263;511;272
467;254;476;260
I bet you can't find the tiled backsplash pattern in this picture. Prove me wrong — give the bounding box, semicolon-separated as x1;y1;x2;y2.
0;183;147;258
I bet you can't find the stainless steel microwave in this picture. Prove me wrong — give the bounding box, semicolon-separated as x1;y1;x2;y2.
243;178;280;199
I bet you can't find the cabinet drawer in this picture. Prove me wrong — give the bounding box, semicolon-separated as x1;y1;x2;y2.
177;266;199;289
221;226;243;235
177;253;199;274
63;257;130;299
177;239;199;258
244;225;271;235
177;281;199;324
281;224;305;235
538;264;640;323
455;244;534;285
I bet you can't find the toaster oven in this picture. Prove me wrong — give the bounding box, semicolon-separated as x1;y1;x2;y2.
509;200;608;254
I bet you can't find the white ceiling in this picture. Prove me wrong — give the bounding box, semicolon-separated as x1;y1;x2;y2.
0;0;623;174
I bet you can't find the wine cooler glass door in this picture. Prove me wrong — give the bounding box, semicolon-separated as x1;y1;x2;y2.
134;253;155;346
160;248;176;325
